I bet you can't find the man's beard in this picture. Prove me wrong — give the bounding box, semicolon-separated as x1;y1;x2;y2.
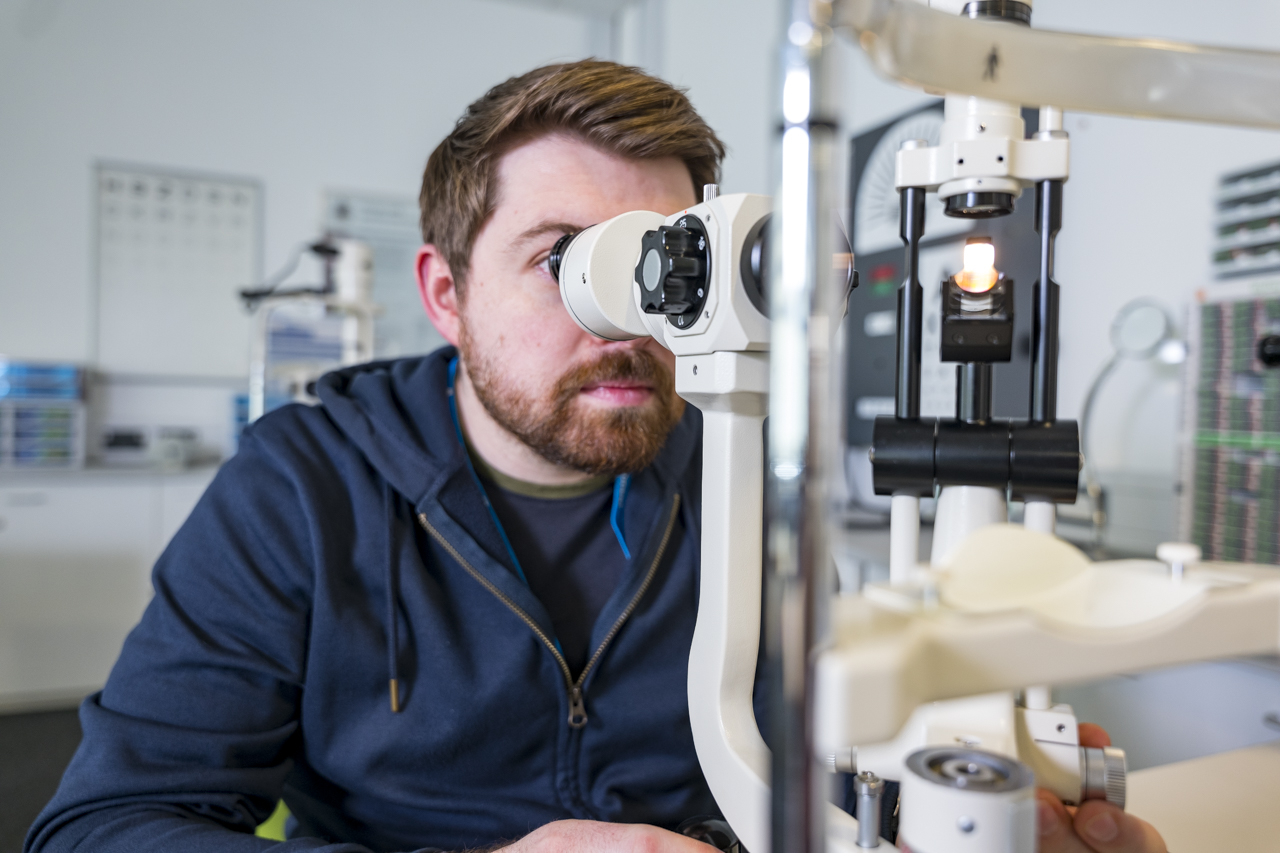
458;330;685;477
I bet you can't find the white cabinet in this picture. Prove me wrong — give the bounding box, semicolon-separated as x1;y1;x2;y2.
0;468;216;711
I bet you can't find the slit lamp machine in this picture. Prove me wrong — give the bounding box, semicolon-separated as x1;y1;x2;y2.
550;1;1280;850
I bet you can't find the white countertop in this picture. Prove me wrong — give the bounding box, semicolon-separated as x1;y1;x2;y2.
1128;740;1280;851
0;463;221;484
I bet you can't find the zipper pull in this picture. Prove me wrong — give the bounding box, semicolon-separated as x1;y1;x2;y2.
568;686;588;729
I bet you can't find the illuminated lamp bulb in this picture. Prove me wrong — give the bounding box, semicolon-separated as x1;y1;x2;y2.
957;240;998;293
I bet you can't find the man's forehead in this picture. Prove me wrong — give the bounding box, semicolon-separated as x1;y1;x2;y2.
492;134;696;230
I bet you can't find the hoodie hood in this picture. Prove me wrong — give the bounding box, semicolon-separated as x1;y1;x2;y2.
314;349;465;507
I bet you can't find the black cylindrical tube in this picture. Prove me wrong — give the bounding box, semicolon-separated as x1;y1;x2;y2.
1010;420;1081;502
896;187;927;419
1031;180;1063;423
871;416;936;496
935;421;1011;489
958;363;993;424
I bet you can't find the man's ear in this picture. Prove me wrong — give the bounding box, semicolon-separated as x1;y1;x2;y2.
416;244;461;347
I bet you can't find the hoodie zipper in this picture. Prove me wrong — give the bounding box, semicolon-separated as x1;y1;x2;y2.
417;493;680;729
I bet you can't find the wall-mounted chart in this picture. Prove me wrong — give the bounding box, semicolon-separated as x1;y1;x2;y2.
95;163;262;377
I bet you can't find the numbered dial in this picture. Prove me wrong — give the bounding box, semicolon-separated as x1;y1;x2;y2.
634;214;711;329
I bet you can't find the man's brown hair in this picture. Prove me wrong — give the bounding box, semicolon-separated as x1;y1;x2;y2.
419;59;726;292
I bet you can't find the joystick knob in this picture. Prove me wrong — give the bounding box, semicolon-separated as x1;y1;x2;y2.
1259;334;1280;367
635;215;711;328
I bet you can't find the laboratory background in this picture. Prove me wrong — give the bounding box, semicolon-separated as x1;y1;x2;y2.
3;0;1280;849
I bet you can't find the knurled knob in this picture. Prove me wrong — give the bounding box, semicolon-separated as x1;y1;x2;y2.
1258;334;1280;367
1080;746;1127;809
635;223;709;319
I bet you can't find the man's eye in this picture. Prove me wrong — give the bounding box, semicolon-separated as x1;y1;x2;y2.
535;255;553;279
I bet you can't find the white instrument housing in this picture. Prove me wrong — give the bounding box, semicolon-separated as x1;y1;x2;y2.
895;95;1070;197
558;210;665;341
558;193;772;354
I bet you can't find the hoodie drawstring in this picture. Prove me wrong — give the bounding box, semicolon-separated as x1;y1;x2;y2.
385;480;403;713
611;474;632;560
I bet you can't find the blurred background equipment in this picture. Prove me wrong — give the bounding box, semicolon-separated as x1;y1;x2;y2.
323;191;447;360
1074;299;1187;552
1182;281;1280;563
0;361;86;470
1213;159;1280;280
1176;158;1280;564
241;235;380;421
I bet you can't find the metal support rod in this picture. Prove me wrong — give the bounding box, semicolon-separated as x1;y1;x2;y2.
958;362;993;424
896;185;926;420
766;2;839;853
855;772;884;848
1031;179;1062;423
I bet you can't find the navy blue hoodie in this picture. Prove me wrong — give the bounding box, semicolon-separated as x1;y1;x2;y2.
26;349;719;853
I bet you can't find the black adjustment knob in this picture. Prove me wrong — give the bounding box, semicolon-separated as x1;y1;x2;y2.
634;214;711;328
1259;335;1280;367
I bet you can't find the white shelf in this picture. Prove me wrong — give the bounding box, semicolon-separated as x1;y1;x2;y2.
1214;250;1280;278
0;463;220;483
1217;195;1280;229
1216;220;1280;251
1219;169;1280;204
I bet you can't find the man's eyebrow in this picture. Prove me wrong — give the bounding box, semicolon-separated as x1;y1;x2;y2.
511;220;583;249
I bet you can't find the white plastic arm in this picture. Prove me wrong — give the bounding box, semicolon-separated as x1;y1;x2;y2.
680;352;772;853
817;565;1280;747
680;351;889;853
833;0;1280;129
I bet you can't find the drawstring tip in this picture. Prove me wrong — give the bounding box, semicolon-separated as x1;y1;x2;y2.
389;678;402;713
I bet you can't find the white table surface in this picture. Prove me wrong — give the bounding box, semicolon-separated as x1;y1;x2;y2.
1127;740;1280;851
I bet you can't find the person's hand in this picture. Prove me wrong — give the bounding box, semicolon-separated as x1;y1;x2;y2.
1037;724;1167;853
499;819;719;853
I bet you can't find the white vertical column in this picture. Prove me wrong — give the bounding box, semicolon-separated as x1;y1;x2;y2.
1024;500;1056;535
889;494;920;583
1024;685;1052;711
682;353;771;853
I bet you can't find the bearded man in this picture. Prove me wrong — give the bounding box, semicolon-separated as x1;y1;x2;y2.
28;60;1166;853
